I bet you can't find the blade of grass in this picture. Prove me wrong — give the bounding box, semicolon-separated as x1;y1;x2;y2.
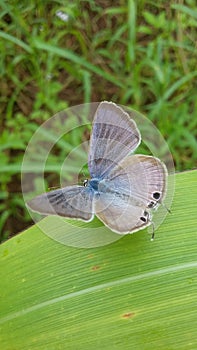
33;39;124;88
0;31;33;53
127;0;136;65
172;4;197;20
163;71;197;101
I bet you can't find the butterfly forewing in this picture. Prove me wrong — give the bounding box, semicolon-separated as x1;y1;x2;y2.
88;102;141;178
27;186;94;221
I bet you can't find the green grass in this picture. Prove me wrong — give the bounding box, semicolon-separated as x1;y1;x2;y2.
0;0;197;241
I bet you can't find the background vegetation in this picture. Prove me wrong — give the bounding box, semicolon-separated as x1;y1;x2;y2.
0;0;197;242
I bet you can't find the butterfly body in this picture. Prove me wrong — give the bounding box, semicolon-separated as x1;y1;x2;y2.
87;178;100;191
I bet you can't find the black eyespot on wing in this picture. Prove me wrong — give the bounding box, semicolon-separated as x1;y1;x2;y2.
148;201;155;208
140;216;147;223
140;211;149;222
153;192;161;200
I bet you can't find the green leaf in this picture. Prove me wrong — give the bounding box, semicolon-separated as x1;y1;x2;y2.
0;170;197;349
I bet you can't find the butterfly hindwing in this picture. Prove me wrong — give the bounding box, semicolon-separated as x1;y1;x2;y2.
107;154;167;207
94;154;167;233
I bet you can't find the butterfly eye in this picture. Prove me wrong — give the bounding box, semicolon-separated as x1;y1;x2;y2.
152;192;161;200
83;179;88;187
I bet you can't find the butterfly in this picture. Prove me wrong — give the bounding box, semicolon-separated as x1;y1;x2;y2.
27;101;167;235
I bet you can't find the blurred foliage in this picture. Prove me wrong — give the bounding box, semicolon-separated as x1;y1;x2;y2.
0;0;197;242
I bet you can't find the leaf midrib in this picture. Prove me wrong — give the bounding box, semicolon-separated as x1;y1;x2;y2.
0;260;196;325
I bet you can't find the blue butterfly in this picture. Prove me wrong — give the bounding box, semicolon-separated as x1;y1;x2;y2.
27;102;167;234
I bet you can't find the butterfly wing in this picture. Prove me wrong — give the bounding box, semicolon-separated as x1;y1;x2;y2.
27;185;94;222
95;155;167;233
95;192;152;234
88;102;141;179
